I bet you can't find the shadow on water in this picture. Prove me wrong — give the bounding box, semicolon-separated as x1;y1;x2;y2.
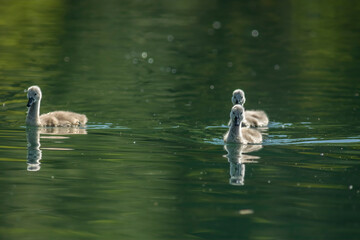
223;144;262;186
26;127;87;171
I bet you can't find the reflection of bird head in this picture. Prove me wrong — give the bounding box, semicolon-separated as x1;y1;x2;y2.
27;164;41;171
231;89;246;105
26;128;42;172
229;162;245;186
27;86;42;107
224;143;262;187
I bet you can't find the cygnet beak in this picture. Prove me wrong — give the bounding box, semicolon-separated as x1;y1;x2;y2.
27;97;34;107
234;116;240;126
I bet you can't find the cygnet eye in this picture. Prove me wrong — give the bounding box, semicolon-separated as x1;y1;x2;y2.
34;93;37;96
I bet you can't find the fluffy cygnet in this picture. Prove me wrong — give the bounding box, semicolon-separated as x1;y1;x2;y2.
26;86;87;127
232;89;269;127
224;105;262;144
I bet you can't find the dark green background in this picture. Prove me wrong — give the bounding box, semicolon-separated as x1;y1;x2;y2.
0;1;360;239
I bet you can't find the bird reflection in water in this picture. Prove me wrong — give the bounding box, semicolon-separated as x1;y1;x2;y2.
26;127;87;171
224;144;262;186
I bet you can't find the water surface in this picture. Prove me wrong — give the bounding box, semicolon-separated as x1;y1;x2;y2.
1;1;360;240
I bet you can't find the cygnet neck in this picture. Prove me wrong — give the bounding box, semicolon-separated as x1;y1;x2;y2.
234;100;245;107
27;99;41;126
229;120;242;139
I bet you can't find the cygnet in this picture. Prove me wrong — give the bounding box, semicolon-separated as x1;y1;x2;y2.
26;86;87;127
224;105;262;144
231;89;269;127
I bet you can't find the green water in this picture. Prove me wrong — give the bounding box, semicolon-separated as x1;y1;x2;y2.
1;1;360;239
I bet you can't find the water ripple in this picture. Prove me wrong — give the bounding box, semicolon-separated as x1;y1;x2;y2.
86;123;130;130
206;136;360;146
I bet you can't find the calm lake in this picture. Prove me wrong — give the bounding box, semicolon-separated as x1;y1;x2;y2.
1;1;360;239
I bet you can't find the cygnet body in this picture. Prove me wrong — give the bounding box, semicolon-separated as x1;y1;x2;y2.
26;86;87;127
224;105;262;144
232;89;269;127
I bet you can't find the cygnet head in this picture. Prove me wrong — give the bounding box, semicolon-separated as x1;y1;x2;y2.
231;89;246;105
27;86;42;107
230;104;244;127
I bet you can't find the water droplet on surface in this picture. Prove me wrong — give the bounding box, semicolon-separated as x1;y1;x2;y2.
171;68;177;74
267;180;271;184
132;58;138;64
213;21;221;29
167;35;174;42
349;185;353;190
227;62;233;68
210;85;214;90
251;30;259;37
64;56;70;62
320;153;324;156
148;58;154;64
274;64;280;70
133;141;136;144
141;52;148;59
